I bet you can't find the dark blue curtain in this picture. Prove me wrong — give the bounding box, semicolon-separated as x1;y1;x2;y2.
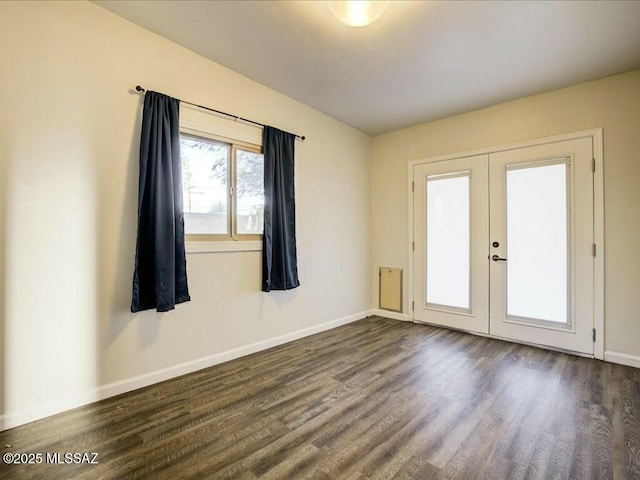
131;91;190;312
262;126;300;292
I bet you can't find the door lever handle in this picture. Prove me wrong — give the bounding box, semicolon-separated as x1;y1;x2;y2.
491;255;507;262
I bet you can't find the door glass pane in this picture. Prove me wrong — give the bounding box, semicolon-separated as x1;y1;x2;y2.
426;173;470;310
236;149;265;235
506;162;569;323
181;136;229;234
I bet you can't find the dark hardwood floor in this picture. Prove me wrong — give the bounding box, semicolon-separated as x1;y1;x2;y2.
1;316;639;479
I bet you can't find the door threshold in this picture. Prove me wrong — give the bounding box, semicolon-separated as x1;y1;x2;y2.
411;319;594;359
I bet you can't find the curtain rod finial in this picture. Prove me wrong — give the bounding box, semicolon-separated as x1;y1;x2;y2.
135;85;145;93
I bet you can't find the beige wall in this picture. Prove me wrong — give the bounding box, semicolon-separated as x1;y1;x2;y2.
372;69;640;358
0;1;371;426
0;82;6;420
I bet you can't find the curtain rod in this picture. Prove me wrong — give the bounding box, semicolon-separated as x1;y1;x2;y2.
135;85;305;141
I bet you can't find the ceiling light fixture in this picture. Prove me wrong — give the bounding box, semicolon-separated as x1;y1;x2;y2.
329;1;390;27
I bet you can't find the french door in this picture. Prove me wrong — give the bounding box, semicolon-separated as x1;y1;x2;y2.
413;155;490;333
413;137;595;355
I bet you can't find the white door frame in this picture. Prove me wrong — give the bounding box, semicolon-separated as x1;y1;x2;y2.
408;128;604;359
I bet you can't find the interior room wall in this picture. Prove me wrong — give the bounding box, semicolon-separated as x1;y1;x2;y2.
0;93;6;420
0;1;371;428
371;69;640;361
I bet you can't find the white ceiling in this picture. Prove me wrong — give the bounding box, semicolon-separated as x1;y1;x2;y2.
94;0;640;136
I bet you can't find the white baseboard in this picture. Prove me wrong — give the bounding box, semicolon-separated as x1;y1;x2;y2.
0;311;369;431
369;308;411;322
604;351;640;369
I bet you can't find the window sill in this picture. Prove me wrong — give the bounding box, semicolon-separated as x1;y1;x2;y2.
186;240;262;254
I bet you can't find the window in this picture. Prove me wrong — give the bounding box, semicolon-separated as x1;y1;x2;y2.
180;133;264;242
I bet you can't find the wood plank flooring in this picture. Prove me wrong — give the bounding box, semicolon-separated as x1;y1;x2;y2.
1;316;639;479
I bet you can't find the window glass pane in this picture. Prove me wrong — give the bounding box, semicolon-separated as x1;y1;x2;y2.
180;136;229;235
426;173;470;310
506;162;568;323
236;149;264;235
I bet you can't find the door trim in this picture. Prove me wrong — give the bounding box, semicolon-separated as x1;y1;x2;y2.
408;128;604;359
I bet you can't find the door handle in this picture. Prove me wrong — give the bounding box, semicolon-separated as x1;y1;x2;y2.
491;255;507;262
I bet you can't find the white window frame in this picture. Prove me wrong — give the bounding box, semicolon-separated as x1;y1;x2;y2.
180;127;264;254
